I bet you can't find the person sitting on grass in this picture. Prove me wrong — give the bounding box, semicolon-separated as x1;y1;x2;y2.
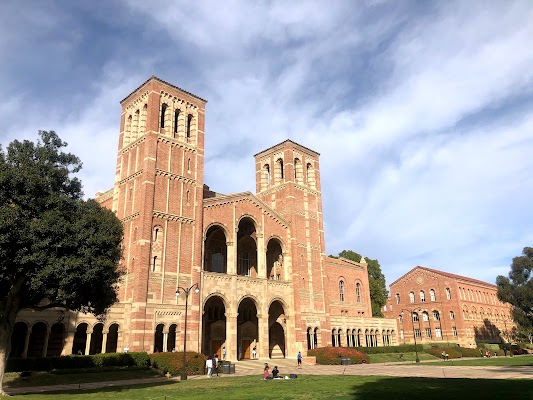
272;366;279;378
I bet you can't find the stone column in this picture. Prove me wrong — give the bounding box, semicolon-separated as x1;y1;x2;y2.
226;241;236;275
102;331;109;354
256;232;266;278
22;331;31;358
42;329;50;357
225;311;238;361
258;312;269;359
85;331;92;356
163;332;169;352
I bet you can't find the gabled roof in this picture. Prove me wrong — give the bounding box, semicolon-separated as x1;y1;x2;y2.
390;266;496;288
203;191;290;228
253;139;320;158
120;76;207;105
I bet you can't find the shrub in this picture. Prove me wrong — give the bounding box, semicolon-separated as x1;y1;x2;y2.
5;352;150;372
307;347;369;365
425;347;462;359
352;344;423;354
455;347;481;357
150;352;207;376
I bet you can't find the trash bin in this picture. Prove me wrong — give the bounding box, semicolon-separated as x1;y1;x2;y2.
221;363;236;374
340;358;352;365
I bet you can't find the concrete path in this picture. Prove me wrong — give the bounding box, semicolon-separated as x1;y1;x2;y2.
4;357;532;395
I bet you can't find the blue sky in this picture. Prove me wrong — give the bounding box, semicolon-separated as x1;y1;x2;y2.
1;0;532;287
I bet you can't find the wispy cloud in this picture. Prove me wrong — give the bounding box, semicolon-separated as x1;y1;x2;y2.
1;0;532;286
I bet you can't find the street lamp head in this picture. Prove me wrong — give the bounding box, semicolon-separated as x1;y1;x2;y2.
175;290;180;297
194;286;200;294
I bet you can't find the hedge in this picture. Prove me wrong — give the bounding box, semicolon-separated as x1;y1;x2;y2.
425;347;462;359
307;347;368;365
149;352;207;376
353;344;423;354
6;352;149;372
455;347;481;357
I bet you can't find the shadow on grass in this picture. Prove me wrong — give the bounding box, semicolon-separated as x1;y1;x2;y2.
351;377;533;400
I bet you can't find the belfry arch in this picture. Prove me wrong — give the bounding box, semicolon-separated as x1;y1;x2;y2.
266;238;283;280
237;297;258;359
203;295;226;359
204;225;227;273
237;217;257;277
268;300;286;358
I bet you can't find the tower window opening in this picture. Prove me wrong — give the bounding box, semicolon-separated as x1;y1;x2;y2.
160;104;167;129
174;110;179;135
186;114;192;140
153;256;157;272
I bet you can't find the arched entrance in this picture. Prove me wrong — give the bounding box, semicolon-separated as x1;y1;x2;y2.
72;323;88;355
28;322;47;357
203;296;226;358
10;322;28;358
268;300;286;358
266;239;283;280
47;322;65;357
106;324;119;353
204;225;227;273
167;324;177;352
237;297;258;359
90;323;104;355
154;324;164;353
237;218;257;277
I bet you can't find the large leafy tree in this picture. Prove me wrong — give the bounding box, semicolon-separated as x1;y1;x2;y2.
0;131;123;394
496;247;533;340
337;250;389;317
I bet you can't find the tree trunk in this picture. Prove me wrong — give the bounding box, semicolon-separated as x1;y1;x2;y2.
0;278;23;395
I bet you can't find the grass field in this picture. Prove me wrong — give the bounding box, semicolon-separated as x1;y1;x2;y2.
2;375;532;400
368;352;437;363
422;354;533;367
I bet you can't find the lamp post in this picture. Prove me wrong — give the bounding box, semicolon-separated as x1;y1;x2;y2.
176;283;200;380
402;308;421;363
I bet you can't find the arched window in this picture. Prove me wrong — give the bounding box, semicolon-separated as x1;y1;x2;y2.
446;287;451;300
433;310;440;321
152;255;158;272
422;311;429;321
420;290;425;302
430;289;436;301
264;164;271;185
395;293;400;304
409;292;415;303
339;281;345;301
174;110;180;135
188;158;191;172
186;114;192;140
356;283;361;303
412;312;419;322
278;158;284;180
294;158;298;179
160;104;167;128
450;311;455;320
398;315;403;323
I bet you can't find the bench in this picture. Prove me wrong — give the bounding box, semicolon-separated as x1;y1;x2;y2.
20;371;32;381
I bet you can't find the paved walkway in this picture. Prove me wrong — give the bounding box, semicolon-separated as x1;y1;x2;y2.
4;357;533;395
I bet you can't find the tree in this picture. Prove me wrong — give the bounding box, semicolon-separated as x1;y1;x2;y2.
496;247;533;342
337;250;389;317
0;131;123;394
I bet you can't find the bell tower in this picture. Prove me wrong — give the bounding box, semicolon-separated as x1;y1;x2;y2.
254;140;327;343
113;76;207;352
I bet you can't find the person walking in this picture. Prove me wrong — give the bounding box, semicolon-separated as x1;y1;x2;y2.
297;351;302;368
222;346;226;360
206;357;213;377
252;346;257;359
213;353;219;377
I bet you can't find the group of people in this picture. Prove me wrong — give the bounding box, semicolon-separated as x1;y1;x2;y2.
205;353;220;377
263;363;281;380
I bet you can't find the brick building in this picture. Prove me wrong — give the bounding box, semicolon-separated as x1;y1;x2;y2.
11;76;396;360
383;266;514;347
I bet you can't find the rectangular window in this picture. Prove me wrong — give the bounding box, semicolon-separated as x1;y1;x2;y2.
400;330;405;339
425;328;432;338
435;328;442;338
452;327;458;337
414;329;422;339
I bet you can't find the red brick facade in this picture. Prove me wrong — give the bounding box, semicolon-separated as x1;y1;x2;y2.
383;266;514;347
12;77;397;360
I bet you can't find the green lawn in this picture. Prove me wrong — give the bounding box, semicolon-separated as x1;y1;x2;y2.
3;368;161;388
368;352;437;363
422;354;533;367
2;375;533;400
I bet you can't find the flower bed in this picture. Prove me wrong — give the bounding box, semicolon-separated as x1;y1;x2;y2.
307;347;369;365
